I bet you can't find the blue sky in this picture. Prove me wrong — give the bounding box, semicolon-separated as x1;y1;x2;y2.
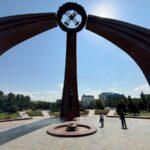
0;0;150;101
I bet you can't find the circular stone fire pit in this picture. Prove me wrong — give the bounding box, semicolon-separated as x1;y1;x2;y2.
47;122;97;137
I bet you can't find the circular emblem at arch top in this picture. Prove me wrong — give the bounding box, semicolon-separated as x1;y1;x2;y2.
57;2;87;33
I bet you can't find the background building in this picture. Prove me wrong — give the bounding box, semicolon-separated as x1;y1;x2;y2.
81;95;95;108
99;92;126;107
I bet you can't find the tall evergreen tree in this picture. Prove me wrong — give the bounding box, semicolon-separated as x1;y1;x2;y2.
140;92;147;111
2;93;17;114
95;100;104;109
127;95;139;114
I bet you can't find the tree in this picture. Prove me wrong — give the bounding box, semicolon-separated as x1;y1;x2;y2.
105;95;126;108
30;101;37;111
89;100;95;109
140;92;147;111
23;96;31;109
116;101;127;115
2;93;17;114
138;100;145;111
0;91;4;113
148;102;150;112
0;91;4;97
36;101;51;110
0;90;55;113
95;100;104;109
127;96;139;114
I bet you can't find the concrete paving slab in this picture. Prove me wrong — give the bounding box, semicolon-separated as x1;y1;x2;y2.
0;116;150;150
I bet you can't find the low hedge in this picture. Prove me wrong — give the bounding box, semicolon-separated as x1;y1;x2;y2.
49;111;60;117
95;109;109;115
26;110;43;117
49;110;89;117
80;110;89;116
50;109;60;112
0;112;20;120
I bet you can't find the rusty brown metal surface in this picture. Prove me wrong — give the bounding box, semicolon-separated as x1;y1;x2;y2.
60;33;80;120
0;13;57;55
86;15;150;85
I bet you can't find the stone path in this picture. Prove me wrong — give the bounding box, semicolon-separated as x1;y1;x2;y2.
88;109;95;116
1;116;150;150
107;109;116;116
42;110;50;117
19;111;29;118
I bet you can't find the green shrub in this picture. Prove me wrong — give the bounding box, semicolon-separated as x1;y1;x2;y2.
49;110;60;117
51;109;60;112
0;112;19;120
79;108;86;111
94;109;109;115
49;109;89;117
80;110;88;116
26;110;43;117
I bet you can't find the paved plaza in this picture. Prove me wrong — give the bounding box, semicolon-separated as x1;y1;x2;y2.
0;118;60;145
0;117;46;133
0;116;150;150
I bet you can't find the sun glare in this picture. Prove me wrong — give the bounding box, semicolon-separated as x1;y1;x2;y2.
91;2;119;19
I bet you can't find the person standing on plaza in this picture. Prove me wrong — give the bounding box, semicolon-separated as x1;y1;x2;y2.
119;110;127;129
117;102;128;129
99;113;104;128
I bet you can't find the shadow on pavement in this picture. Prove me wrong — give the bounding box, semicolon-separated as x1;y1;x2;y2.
0;118;61;145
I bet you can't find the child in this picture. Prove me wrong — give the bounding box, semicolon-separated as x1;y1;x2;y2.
99;113;104;128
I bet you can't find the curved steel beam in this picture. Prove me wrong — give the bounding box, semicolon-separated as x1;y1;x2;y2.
0;13;57;55
86;15;150;85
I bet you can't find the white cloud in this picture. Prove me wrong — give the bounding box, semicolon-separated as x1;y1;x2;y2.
79;89;102;99
133;84;150;95
58;83;63;90
109;87;119;93
3;83;65;102
91;2;120;19
4;90;62;102
4;83;149;102
108;83;150;98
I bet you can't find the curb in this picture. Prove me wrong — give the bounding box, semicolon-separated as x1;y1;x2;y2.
0;117;33;122
107;115;150;120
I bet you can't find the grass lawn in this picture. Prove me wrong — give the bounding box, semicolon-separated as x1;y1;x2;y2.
125;111;150;117
0;112;20;120
26;110;43;117
138;111;150;116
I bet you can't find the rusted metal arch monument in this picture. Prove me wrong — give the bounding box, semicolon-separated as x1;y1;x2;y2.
0;3;150;121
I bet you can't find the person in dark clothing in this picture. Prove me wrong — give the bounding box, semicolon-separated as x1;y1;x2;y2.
119;110;127;129
116;102;128;129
